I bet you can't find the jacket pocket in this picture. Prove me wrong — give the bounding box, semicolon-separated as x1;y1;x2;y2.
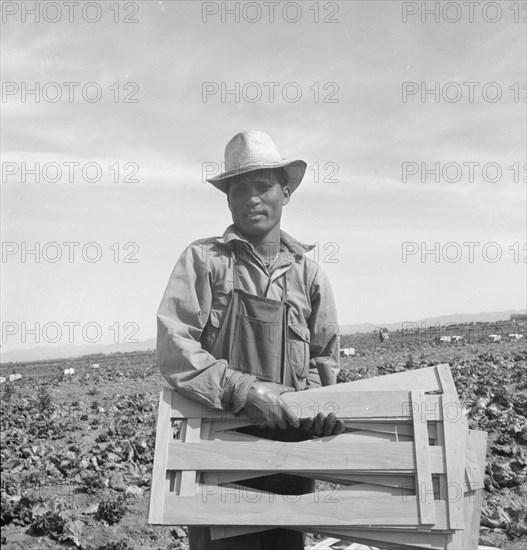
200;306;226;352
287;323;310;380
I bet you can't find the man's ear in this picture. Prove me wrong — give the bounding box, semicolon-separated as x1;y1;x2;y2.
282;185;291;205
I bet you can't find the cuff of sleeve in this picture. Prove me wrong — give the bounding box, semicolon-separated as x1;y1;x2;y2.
222;370;257;413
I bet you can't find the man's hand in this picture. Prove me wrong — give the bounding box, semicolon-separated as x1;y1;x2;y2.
299;412;345;437
243;381;300;430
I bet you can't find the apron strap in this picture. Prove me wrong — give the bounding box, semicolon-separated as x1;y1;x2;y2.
232;252;240;290
282;269;288;303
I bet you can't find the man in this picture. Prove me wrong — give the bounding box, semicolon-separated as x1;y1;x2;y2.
157;130;343;549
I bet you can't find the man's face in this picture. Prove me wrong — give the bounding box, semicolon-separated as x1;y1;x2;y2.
227;170;290;238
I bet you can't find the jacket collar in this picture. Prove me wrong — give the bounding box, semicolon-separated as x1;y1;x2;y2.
217;224;315;260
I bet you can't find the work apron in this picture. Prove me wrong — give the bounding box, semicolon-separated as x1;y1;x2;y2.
189;255;313;550
208;255;301;389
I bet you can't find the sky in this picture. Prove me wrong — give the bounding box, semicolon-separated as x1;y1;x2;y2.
1;0;526;357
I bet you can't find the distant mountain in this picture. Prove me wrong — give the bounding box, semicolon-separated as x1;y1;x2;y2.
1;309;525;364
0;338;157;364
339;309;526;335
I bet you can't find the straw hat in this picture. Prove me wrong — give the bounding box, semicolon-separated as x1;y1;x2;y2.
207;130;307;194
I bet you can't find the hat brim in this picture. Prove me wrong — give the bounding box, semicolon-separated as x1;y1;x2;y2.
207;159;307;194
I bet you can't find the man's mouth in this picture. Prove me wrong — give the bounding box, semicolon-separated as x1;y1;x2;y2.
246;210;266;218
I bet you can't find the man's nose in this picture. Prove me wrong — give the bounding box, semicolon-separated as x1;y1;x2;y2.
245;194;260;205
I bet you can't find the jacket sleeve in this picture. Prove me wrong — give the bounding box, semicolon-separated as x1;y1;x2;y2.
156;242;256;412
306;263;340;389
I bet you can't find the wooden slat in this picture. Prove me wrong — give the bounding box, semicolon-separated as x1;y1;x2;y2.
170;390;444;421
436;364;457;396
200;420;212;440
343;429;413;443
167;439;447;473
441;394;465;530
448;417;469;549
462;430;487;549
338;483;410;496
148;388;173;523
175;417;201;496
340;421;439;442
202;470;416;490
211;428;409;444
310;516;464;533
324;473;415;490
220;482;405;497
310;528;448;550
307;365;445;394
286;390;446;422
464;447;482;491
161;491;450;528
411;390;435;526
434;396;470;541
434;417;449;520
309;538;341;549
344;422;414;437
203;473;229;541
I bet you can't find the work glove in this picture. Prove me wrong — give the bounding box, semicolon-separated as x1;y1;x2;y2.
299;412;346;438
243;381;300;430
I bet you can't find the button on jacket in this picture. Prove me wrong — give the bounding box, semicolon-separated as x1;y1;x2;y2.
157;225;340;413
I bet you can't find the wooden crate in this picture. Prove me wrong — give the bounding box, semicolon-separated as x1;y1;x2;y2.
148;365;486;550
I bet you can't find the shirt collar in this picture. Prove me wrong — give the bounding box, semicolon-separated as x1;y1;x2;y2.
217;224;315;261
